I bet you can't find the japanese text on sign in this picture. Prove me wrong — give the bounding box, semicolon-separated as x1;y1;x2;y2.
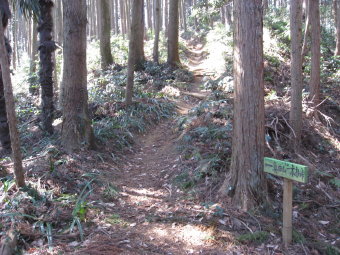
264;157;308;183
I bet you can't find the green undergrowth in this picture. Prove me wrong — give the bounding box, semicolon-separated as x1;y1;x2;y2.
93;99;175;148
88;61;194;149
236;231;269;244
175;88;233;192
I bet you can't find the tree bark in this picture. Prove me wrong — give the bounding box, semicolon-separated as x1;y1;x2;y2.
309;0;321;107
120;0;126;37
181;0;187;32
11;18;16;70
167;0;180;67
29;20;38;95
38;0;56;134
99;0;114;69
125;0;131;39
114;0;119;34
0;58;10;152
301;0;310;58
125;0;144;104
289;0;303;152
334;0;340;55
146;0;153;31
153;0;161;63
221;5;226;25
96;0;101;39
221;0;267;210
0;0;11;152
61;0;96;152
134;0;145;70
0;8;25;187
55;0;63;46
164;0;169;34
225;3;232;29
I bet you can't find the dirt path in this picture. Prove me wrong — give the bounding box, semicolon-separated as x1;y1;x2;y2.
82;45;234;255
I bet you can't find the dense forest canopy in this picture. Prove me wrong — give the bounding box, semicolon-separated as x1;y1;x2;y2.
0;0;339;254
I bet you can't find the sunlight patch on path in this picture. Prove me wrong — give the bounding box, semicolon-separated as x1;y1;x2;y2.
150;224;215;247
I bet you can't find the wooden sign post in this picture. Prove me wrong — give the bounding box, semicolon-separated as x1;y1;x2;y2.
264;157;308;247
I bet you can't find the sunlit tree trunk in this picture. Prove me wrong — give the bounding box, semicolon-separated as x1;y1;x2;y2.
301;0;310;58
167;0;180;67
99;0;114;69
153;0;161;63
220;0;267;210
164;0;168;34
38;0;56;134
225;2;232;30
61;0;96;152
221;5;226;25
126;0;144;104
309;0;321;108
334;0;340;55
11;18;16;70
181;0;187;32
29;20;38;95
289;0;303;152
146;0;153;31
96;0;101;39
114;0;119;34
120;0;126;37
0;6;25;187
125;0;131;39
135;0;145;70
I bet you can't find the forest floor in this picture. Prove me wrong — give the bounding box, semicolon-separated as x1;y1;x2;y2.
73;43;241;255
1;37;339;255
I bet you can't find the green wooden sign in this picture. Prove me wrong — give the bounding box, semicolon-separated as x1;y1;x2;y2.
264;157;308;183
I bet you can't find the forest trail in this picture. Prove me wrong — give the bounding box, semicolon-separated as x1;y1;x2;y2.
79;43;232;254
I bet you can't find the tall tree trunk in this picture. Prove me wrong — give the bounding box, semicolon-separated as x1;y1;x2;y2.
181;0;187;32
134;0;145;70
125;0;132;39
0;60;10;152
0;0;11;152
110;0;115;33
309;0;321;108
12;19;16;70
120;0;126;37
90;0;96;38
125;0;144;104
99;0;114;69
61;0;95;152
289;0;303;152
167;0;180;67
301;0;310;58
28;18;32;59
225;3;232;29
220;0;267;210
38;0;56;134
221;5;226;25
0;7;25;187
146;0;153;31
55;0;63;46
29;20;38;95
114;0;119;34
334;0;340;55
96;0;101;39
153;0;161;63
164;0;169;34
